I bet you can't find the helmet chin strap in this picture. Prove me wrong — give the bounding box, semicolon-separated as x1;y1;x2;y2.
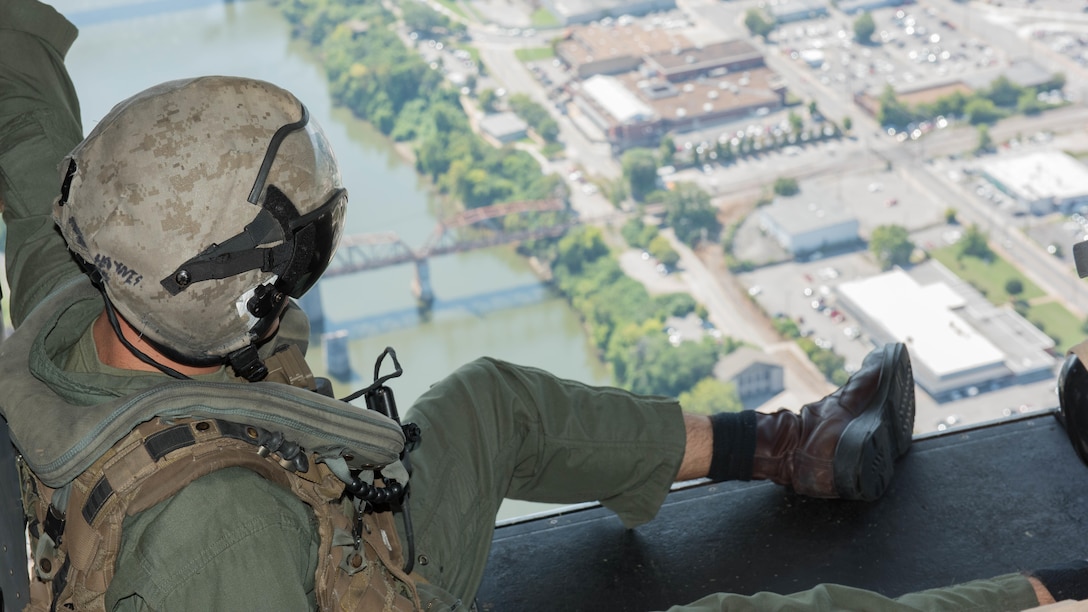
99;289;192;381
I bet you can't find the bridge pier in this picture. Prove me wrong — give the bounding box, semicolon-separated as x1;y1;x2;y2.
297;283;326;335
411;259;435;310
323;330;354;382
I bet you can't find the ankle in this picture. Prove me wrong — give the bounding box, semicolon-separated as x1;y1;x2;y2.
707;411;757;481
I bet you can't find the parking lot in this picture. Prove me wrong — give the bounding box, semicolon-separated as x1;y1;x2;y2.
769;3;1009;103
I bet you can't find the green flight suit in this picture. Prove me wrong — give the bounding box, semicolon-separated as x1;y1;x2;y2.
0;2;1040;610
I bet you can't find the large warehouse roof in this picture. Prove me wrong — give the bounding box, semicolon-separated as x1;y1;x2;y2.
837;270;1005;378
981;150;1088;204
582;74;655;123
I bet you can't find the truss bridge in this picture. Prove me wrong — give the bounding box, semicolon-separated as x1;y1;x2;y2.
324;199;579;306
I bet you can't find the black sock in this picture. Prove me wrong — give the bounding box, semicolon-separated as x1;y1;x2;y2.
1030;559;1088;601
707;411;757;481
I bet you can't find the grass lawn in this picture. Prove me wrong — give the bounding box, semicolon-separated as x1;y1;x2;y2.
433;0;467;20
1026;301;1083;354
515;46;555;62
531;8;561;27
931;246;1044;304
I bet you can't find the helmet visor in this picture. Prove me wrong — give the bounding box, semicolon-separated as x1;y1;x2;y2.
277;187;346;298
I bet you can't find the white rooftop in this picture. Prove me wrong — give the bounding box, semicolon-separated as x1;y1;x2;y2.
582;75;655;124
981;150;1088;203
837;270;1004;378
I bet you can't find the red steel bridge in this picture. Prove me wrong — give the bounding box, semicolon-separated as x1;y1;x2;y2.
324;199;582;305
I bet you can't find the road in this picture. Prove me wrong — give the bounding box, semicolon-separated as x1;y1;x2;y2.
464;0;1088;408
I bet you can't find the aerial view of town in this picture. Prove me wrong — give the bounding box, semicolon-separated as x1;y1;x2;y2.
23;0;1088;439
360;0;1088;437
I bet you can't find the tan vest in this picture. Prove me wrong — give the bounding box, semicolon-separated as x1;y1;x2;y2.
22;416;421;611
5;279;421;610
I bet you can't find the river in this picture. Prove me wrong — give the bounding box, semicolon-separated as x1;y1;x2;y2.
55;0;611;518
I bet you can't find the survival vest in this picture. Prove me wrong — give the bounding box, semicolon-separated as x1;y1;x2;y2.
0;278;422;611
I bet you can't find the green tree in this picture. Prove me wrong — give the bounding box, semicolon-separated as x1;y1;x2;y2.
678;379;744;415
1017;89;1044;116
965;98;1003;125
931;90;968;118
653;292;697;317
626;336;721;397
663;182;721;246
478;88;498;112
622;148;659;202
945;207;958;224
975;124;994;155
555;226;609;273
621;217;659;250
957;224;994;261
648;234;681;268
842;116;853;132
985;76;1023;108
402;1;454;34
788;111;804;134
659;135;676;167
773;177;800;196
1005;278;1024;297
1039;72;1067;93
853;12;876;44
877;85;916;129
870;224;914;270
744;9;775;39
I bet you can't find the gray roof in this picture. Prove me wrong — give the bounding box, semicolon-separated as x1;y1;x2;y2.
479;112;529;139
715;346;782;381
760;196;856;236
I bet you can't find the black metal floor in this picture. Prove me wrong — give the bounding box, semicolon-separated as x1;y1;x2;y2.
477;410;1088;611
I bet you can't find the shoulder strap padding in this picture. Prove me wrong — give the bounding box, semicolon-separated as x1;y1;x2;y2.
0;279;404;488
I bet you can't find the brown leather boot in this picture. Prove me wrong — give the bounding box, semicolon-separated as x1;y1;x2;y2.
752;342;915;501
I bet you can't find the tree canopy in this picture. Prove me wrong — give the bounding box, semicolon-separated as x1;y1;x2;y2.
957;225;994;261
663;182;721;246
744;9;775;39
870;224;914;270
853;12;876;44
678;378;743;415
773;177;799;197
622;149;659;202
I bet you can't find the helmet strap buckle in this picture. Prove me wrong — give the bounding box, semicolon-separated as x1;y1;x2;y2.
228;345;269;382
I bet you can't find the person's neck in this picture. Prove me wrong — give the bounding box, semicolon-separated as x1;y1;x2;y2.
92;310;221;376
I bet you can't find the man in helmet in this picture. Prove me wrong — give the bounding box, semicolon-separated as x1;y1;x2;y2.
1;1;1082;610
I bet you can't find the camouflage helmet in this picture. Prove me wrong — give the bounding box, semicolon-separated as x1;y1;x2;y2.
54;76;346;365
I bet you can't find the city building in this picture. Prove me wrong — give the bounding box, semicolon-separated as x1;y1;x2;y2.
837;0;906;14
836;263;1055;399
765;0;829;23
980;150;1088;215
643;40;765;82
479;112;529;144
555;22;693;78
575;74;665;149
542;0;677;26
757;197;859;258
714;346;785;399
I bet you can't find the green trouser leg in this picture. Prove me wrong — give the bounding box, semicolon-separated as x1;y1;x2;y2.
664;573;1039;612
398;358;1043;612
399;357;688;606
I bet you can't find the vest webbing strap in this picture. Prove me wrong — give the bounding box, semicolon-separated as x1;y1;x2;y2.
27;417;421;611
1;416;30;611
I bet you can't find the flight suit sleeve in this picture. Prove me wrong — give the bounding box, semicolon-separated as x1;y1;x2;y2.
0;0;85;327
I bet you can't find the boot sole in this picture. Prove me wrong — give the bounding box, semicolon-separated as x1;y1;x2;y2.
832;343;915;501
